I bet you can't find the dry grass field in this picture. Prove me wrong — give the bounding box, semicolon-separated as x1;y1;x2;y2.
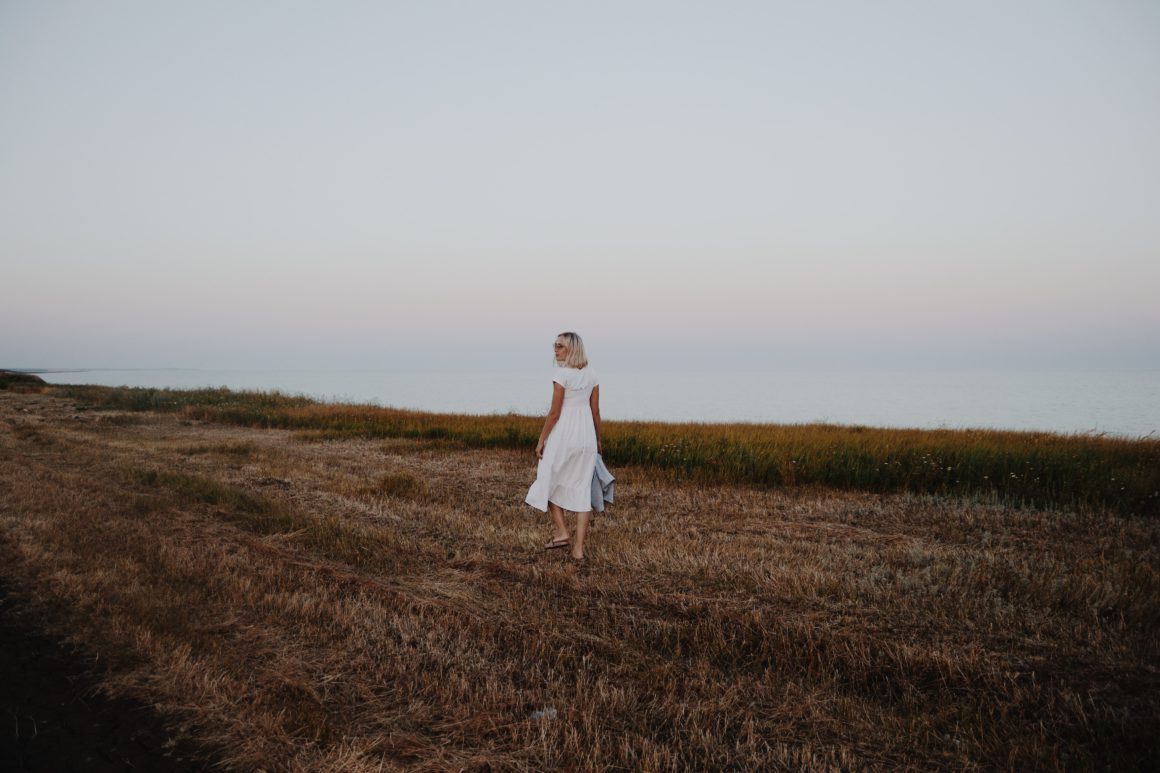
1;388;1157;770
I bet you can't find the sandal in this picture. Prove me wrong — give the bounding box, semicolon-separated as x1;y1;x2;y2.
544;537;570;550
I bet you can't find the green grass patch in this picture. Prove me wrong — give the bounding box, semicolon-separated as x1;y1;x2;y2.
134;467;301;534
366;472;430;502
130;465;418;571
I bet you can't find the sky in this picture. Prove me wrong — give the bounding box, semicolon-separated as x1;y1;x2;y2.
2;0;1158;372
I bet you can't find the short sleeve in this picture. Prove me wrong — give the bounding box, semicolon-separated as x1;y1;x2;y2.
552;370;569;388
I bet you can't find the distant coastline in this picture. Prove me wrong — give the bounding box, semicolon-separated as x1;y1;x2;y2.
0;370;47;385
2;368;88;374
27;367;1160;438
50;382;1160;517
6;368;190;374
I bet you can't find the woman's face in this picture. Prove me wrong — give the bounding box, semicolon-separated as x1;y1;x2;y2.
554;337;568;364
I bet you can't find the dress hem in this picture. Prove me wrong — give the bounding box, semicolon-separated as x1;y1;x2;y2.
524;494;594;513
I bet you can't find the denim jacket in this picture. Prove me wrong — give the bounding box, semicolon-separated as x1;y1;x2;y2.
591;454;615;512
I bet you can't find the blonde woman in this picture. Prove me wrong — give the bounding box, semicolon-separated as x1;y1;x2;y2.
525;332;601;561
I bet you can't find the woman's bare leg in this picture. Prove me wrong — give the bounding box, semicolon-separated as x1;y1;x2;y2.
572;511;591;560
548;503;570;543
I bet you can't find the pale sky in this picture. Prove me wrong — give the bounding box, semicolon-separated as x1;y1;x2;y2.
2;0;1158;371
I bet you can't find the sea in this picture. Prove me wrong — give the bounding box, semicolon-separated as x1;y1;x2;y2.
33;368;1159;438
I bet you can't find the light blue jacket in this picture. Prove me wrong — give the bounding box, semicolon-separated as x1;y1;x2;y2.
591;454;615;513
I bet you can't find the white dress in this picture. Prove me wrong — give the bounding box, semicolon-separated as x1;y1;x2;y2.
525;367;599;512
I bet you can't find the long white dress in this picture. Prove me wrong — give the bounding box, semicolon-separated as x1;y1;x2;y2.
525;367;598;512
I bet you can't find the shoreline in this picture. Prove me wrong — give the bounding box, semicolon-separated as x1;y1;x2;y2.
12;367;1157;437
46;382;1160;517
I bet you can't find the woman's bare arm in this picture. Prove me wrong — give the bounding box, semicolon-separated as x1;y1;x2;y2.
536;383;566;458
589;385;602;454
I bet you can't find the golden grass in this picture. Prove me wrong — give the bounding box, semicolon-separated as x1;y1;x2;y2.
1;390;1157;770
59;384;1160;517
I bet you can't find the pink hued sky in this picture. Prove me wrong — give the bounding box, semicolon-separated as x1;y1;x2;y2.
2;1;1158;372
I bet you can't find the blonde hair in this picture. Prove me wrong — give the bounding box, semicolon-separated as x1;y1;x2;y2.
556;331;589;369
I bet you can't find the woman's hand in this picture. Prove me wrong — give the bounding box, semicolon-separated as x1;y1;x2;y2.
536;384;564;461
590;386;602;456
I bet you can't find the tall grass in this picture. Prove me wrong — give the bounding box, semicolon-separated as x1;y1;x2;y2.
61;384;1160;516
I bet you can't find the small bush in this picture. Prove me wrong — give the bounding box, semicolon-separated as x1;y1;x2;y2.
372;472;430;501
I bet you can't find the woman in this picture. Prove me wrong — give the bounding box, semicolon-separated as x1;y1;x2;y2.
525;331;602;561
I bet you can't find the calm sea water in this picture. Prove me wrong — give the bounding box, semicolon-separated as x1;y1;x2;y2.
39;368;1159;438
